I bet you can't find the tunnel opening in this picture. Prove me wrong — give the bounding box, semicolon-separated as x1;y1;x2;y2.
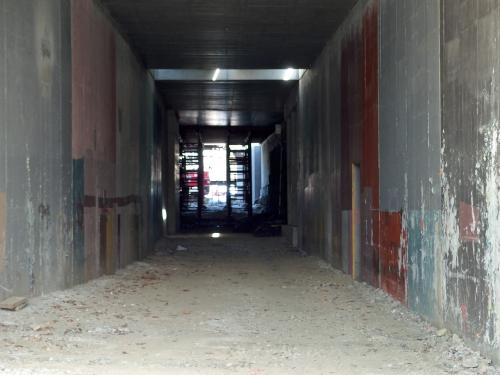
177;122;287;233
159;70;297;234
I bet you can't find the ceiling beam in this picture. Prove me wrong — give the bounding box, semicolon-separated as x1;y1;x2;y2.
152;69;304;81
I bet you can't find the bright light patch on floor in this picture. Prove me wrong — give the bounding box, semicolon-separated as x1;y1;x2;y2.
211;233;221;238
162;208;167;222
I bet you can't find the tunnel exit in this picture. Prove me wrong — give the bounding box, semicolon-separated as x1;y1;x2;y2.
179;138;257;229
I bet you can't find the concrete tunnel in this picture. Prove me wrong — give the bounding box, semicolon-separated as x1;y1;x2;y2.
1;0;500;373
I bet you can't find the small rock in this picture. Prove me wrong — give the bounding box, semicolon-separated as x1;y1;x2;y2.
30;322;52;332
176;245;188;252
436;328;448;337
462;358;479;369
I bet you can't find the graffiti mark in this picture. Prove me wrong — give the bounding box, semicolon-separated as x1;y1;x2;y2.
459;202;480;242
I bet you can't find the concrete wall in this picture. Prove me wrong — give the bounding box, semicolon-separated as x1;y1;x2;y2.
165;111;180;235
286;0;373;268
0;0;73;299
379;0;441;317
260;132;280;197
72;0;118;282
441;0;500;359
251;144;262;203
260;131;283;214
71;0;164;283
115;10;164;267
286;0;500;361
0;0;164;300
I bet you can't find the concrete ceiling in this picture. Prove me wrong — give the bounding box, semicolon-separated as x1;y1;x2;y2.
100;0;356;131
99;0;357;69
157;81;294;112
176;110;284;127
157;80;294;127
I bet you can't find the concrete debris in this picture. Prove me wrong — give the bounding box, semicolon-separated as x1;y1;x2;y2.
30;322;53;332
0;297;28;311
88;326;130;336
437;328;448;337
176;245;188;252
462;358;479;369
141;271;159;280
0;235;496;374
0;321;17;328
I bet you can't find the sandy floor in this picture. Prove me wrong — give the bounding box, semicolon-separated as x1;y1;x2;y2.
0;234;497;374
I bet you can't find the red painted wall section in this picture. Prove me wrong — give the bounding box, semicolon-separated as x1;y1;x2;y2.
71;0;117;280
360;3;380;289
340;2;384;289
340;31;363;214
379;212;407;303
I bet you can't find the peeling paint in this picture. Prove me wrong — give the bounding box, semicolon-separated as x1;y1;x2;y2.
0;192;5;272
285;0;500;361
0;0;163;302
484;122;500;346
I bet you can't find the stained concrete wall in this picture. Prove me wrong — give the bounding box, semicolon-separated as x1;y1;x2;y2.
0;0;164;300
285;0;373;268
0;0;73;299
441;0;500;359
71;0;164;283
379;0;441;317
115;32;143;267
286;0;500;361
115;17;164;267
72;0;118;282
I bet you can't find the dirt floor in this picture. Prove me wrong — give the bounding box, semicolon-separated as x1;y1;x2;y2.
0;234;497;374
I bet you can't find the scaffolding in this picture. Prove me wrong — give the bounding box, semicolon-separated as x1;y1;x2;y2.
228;144;252;217
179;142;202;219
180;131;253;227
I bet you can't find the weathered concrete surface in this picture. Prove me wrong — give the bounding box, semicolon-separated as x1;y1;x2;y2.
285;0;500;363
441;0;500;361
379;0;442;319
71;0;164;285
0;0;164;301
0;235;495;374
72;0;118;281
285;0;377;275
0;0;73;300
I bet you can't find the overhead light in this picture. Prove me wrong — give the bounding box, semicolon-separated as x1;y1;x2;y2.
212;68;221;81
211;233;221;238
283;68;296;81
162;208;167;222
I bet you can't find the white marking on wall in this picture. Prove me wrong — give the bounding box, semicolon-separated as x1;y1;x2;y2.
484;121;500;346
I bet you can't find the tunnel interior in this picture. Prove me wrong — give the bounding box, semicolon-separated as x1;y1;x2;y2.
2;0;500;370
158;75;294;231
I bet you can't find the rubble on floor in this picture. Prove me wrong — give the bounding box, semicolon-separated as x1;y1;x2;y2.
0;235;497;374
